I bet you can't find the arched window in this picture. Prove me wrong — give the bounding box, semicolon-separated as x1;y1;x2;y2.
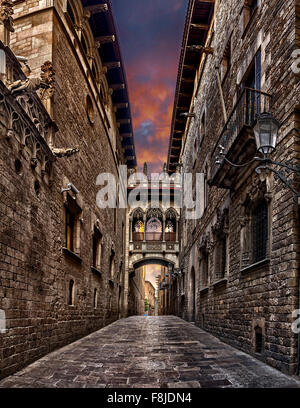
68;279;75;305
132;208;144;241
165;209;177;242
146;217;162;241
252;200;268;263
146;208;163;241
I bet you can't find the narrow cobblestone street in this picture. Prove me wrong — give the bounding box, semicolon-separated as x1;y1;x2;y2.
0;316;299;389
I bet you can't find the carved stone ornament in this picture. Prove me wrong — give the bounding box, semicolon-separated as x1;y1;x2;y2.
8;77;46;94
132;207;144;220
198;232;211;252
0;0;14;32
240;178;272;211
211;208;229;236
40;61;56;100
146;208;163;219
51;146;80;158
165;208;177;220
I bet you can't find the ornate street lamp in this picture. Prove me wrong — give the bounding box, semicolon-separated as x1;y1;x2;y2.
217;111;300;202
253;112;280;155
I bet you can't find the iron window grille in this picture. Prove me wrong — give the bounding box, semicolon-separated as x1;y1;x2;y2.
252;200;268;263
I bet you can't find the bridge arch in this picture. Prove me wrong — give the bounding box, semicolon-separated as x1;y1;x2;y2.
133;258;175;270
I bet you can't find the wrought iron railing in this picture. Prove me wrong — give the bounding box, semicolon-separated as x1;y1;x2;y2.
211;87;272;179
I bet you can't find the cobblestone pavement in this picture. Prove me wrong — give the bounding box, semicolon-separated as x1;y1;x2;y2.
1;316;300;388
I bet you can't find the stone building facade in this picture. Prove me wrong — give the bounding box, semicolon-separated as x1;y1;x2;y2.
167;0;300;375
0;0;136;378
145;281;155;316
128;266;145;316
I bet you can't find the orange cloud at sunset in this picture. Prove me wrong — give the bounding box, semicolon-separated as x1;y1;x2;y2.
112;0;188;173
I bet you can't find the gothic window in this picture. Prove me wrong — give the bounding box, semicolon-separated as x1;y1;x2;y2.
132;209;144;241
165;220;174;232
134;220;144;232
146;209;163;241
68;280;75;306
146;217;162;241
252;200;268;263
165;209;177;242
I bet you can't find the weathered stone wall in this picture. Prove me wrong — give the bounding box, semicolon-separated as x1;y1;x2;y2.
0;1;127;378
177;0;300;374
128;267;145;316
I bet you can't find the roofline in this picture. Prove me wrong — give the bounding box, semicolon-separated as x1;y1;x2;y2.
167;0;195;173
167;0;215;173
107;0;137;168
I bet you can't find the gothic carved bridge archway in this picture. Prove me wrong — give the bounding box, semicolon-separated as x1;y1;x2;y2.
128;207;180;273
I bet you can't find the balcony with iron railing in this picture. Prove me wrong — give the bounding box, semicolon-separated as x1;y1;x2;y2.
210;87;272;188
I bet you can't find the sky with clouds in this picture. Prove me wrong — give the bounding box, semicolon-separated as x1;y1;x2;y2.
111;0;188;173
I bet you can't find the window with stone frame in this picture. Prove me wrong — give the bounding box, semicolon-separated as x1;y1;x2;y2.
199;249;209;287
92;227;102;271
252;199;268;263
214;234;227;280
212;209;229;281
65;194;82;256
240;185;271;269
240;0;259;35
